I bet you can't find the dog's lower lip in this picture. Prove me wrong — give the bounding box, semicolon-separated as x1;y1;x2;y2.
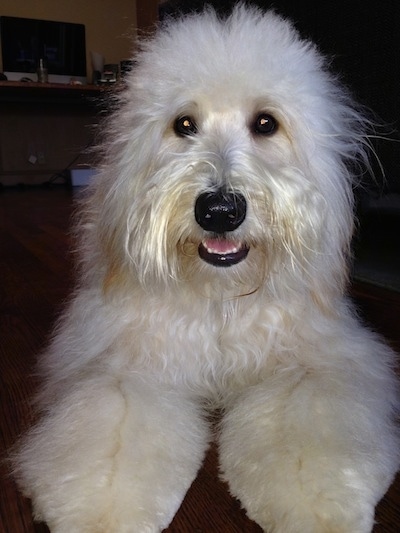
198;239;250;267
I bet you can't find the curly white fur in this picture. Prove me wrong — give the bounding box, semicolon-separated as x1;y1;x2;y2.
13;5;399;533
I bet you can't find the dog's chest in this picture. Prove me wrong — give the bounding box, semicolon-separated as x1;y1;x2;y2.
126;292;281;393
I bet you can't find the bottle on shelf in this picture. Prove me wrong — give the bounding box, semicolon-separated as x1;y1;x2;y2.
37;58;48;83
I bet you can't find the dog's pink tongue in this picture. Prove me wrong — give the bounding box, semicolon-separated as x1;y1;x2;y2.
199;238;249;267
203;238;240;254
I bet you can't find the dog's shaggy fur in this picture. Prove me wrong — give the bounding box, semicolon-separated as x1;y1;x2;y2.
13;5;399;532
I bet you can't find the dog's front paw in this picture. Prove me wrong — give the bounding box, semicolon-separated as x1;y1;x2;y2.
219;374;398;533
230;472;375;533
221;454;377;533
14;379;210;533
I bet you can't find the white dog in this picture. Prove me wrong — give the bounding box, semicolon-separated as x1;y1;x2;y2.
13;5;399;532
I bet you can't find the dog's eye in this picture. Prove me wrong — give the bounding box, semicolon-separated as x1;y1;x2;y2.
174;116;198;137
253;113;278;135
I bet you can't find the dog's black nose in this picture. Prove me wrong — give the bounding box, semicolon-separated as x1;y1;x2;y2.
195;190;247;233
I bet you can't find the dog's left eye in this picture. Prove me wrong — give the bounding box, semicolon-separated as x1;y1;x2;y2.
174;116;198;137
253;113;278;135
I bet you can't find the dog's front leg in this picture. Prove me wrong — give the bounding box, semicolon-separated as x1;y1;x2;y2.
219;365;398;533
15;376;209;533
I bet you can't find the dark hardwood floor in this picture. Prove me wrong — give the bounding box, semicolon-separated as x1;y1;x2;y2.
0;187;399;532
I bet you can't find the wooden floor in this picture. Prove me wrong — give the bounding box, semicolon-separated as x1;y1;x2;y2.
0;187;399;532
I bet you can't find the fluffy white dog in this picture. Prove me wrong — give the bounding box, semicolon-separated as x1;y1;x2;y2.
13;5;399;533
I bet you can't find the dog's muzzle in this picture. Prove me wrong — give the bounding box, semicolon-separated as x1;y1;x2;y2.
194;190;249;267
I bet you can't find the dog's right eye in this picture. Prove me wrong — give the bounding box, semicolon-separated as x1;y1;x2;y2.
253;113;278;136
174;116;198;137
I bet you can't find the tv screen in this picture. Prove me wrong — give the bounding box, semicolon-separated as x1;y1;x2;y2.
0;16;87;83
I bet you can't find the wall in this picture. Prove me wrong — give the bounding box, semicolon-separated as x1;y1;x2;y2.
0;0;138;80
0;95;98;186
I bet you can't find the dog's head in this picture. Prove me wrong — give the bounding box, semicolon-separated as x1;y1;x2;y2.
85;5;369;303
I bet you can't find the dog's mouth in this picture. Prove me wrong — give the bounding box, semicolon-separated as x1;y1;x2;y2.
198;237;249;267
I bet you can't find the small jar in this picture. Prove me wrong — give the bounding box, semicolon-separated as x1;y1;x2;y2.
37;58;48;83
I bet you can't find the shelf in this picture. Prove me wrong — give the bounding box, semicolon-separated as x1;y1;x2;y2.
0;81;106;105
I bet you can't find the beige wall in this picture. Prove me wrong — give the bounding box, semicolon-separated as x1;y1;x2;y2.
0;1;138;79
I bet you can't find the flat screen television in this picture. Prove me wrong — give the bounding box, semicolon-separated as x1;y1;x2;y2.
0;16;87;84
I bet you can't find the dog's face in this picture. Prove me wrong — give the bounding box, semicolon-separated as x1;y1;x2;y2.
90;6;367;301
